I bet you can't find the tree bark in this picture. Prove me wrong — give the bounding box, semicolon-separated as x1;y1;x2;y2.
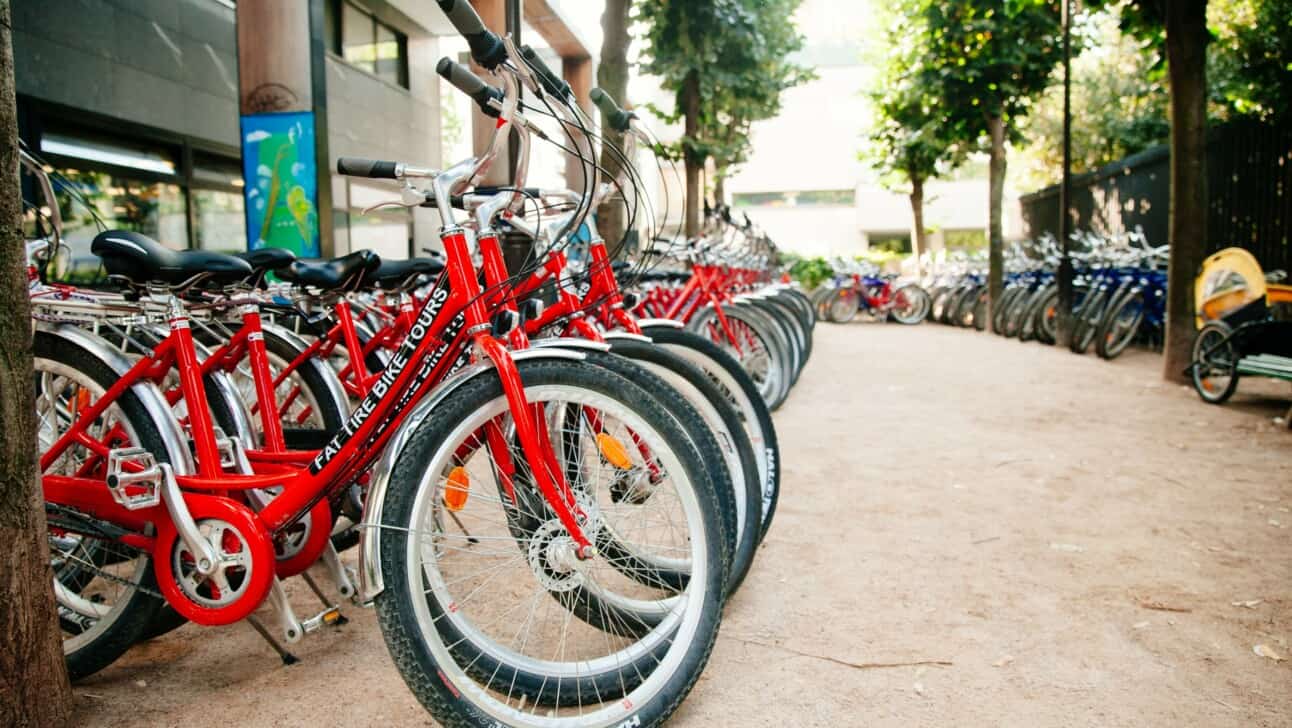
594;0;632;246
909;174;926;278
713;163;727;207
1162;0;1209;383
0;1;76;724
682;70;702;238
986;114;1007;332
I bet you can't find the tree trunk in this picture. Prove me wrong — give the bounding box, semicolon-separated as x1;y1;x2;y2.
909;174;926;278
594;0;632;246
0;1;75;724
986;114;1007;332
682;70;702;238
713;163;727;207
1162;0;1209;383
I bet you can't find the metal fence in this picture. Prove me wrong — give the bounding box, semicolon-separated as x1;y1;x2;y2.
1019;118;1292;271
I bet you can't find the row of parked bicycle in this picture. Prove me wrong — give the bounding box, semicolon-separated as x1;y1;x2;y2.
921;232;1168;359
811;232;1170;362
29;7;814;727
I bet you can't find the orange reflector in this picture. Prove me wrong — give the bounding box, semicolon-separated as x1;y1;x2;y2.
443;466;470;512
597;432;633;470
74;388;91;415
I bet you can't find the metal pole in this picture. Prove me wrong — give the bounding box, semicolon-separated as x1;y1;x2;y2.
505;0;522;178
1055;0;1075;347
505;0;522;44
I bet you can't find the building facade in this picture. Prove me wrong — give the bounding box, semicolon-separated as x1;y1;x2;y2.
15;0;589;272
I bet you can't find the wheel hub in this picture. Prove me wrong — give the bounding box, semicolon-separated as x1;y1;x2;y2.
526;520;586;592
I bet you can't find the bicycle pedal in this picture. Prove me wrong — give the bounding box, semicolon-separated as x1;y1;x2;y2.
301;607;344;634
105;448;164;510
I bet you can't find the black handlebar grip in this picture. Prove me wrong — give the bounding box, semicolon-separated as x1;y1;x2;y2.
473;186;544;198
519;45;571;99
435;0;506;68
590;87;636;132
337;158;398;179
436;58;503;117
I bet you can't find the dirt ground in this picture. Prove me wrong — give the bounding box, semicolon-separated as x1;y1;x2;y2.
73;323;1291;727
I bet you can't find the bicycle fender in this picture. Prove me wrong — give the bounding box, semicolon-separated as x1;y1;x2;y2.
40;324;196;476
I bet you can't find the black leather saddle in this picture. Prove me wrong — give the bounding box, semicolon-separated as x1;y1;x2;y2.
236;248;297;288
362;256;446;291
91;230;252;287
277;250;381;291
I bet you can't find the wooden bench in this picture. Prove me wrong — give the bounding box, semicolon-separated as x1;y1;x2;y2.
1236;354;1292;428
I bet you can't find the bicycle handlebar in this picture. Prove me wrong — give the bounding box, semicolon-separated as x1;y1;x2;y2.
435;0;506;69
590;88;635;132
436;58;503;118
337;158;398;179
519;45;571;99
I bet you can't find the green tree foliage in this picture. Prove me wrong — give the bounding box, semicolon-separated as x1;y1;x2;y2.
913;0;1065;327
1209;0;1292;122
1014;7;1169;190
864;1;964;270
637;0;812;233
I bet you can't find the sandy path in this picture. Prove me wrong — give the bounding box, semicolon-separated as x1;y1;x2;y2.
73;323;1291;727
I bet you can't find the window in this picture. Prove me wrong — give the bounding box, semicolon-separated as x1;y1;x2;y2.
46;169;187;280
732;189;854;208
32;123;246;258
192;155;247;253
327;0;409;89
342;180;412;260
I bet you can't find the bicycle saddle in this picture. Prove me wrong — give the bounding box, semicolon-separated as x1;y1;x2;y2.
237;247;297;273
236;247;297;288
278;250;381;291
363;255;446;291
91;230;252;288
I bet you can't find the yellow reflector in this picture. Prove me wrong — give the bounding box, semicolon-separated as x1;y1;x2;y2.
597;432;633;470
443;466;470;512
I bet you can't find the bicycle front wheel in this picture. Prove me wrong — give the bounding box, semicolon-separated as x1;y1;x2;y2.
375;357;726;728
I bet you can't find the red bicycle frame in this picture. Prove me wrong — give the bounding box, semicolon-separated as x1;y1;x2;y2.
41;224;593;624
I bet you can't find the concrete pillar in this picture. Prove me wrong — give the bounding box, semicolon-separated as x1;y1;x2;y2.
469;0;512;186
235;0;331;257
562;55;593;191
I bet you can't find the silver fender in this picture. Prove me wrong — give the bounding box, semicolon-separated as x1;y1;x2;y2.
601;331;653;344
634;318;683;330
261;321;352;418
529;337;611;353
357;346;587;602
39;324;195;476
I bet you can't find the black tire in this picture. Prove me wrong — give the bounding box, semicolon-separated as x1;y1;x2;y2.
1070;287;1108;354
993;286;1022;334
375;359;725;725
259;327;349;449
640;326;782;542
1094;288;1146;359
972;290;988;331
771;290;814;364
689;303;791;410
1000;288;1035;338
1020;286;1055;343
1191;322;1240;403
601;339;762;594
890;284;931;325
753;297;808;383
35;331;167;680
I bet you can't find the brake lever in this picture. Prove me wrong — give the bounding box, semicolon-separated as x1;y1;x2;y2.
362;183;431;215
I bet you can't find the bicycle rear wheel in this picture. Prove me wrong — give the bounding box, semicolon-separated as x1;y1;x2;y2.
35;330;170;679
